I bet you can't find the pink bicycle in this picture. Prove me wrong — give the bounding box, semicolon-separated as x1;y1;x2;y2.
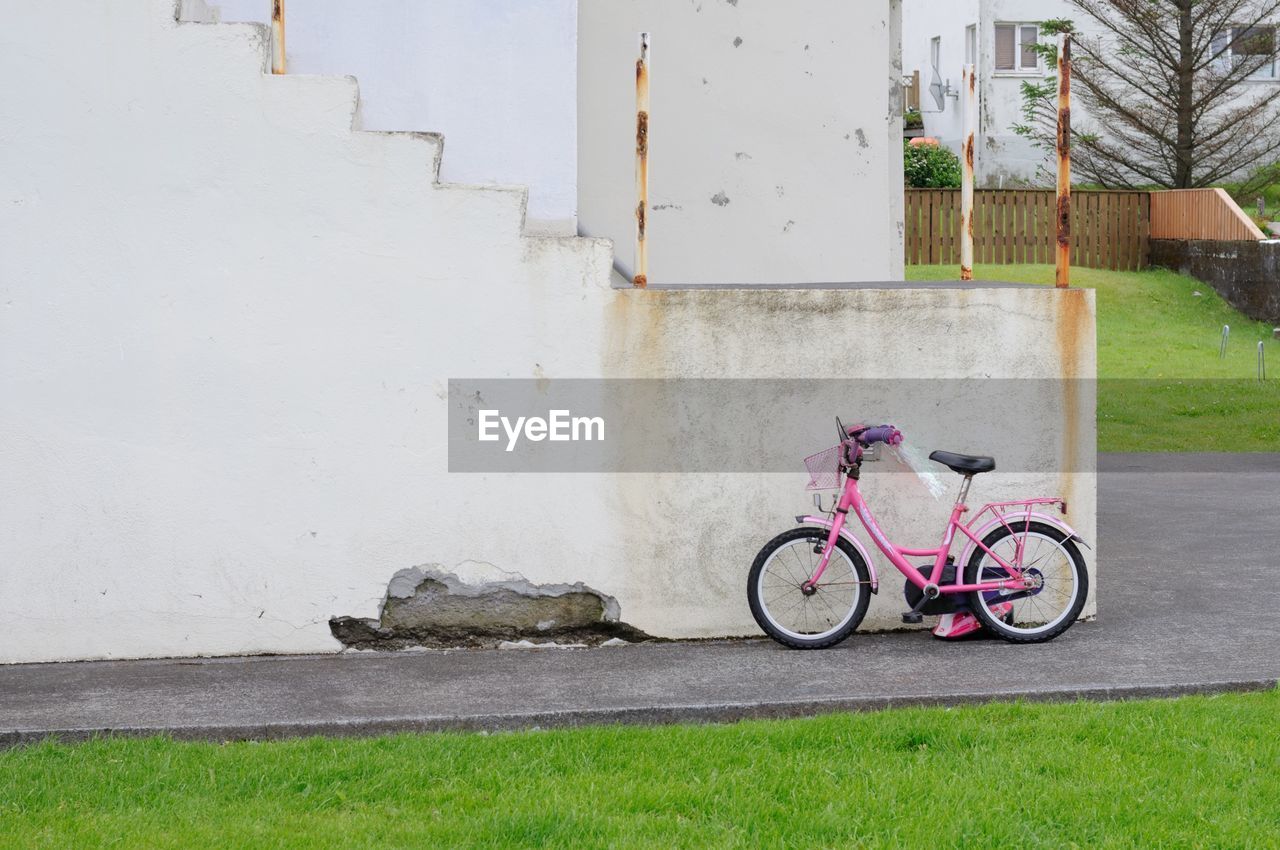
748;419;1090;648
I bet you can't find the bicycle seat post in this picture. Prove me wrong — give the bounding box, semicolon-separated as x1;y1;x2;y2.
955;474;973;508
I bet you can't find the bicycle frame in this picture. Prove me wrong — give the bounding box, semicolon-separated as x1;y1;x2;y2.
807;467;1065;595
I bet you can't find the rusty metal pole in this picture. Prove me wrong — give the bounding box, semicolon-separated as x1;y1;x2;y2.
633;32;650;288
271;0;286;75
1055;32;1072;288
960;64;976;281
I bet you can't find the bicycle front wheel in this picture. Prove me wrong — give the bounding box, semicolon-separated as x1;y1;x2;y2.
747;527;871;649
964;521;1088;643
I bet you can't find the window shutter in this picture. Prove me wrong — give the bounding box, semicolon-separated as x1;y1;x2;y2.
995;24;1016;70
1020;25;1039;69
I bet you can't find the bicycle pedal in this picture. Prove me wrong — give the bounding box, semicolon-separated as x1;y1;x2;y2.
901;612;924;625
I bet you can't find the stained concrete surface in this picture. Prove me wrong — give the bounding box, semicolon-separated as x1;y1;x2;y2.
2;454;1277;746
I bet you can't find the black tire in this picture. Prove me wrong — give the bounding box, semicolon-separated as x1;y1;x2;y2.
964;521;1088;644
748;527;872;649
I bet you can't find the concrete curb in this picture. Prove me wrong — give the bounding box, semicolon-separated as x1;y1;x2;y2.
3;678;1273;749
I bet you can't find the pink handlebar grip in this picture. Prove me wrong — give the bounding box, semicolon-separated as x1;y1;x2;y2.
860;425;903;446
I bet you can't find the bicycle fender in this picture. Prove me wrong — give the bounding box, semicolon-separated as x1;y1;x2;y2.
958;512;1090;568
794;515;879;593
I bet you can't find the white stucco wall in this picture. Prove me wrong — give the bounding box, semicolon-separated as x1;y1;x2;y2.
203;0;578;233
578;0;905;284
0;0;1095;663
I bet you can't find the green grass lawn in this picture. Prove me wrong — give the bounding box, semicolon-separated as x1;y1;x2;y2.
906;263;1280;451
2;689;1278;848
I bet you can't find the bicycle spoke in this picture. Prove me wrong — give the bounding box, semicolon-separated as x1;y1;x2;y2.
758;537;861;640
980;531;1079;633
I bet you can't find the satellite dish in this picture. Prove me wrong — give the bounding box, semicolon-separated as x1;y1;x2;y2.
929;75;946;110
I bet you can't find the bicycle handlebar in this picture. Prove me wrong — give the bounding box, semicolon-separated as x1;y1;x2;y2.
858;425;903;447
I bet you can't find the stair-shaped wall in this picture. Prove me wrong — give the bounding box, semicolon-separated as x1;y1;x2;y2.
0;0;614;662
0;0;1096;663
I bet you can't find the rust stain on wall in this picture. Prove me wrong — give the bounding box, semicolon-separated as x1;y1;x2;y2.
1053;289;1090;511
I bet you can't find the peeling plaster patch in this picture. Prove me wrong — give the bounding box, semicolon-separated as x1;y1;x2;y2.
854;128;869;148
498;639;587;650
329;566;652;650
732;36;743;47
651;203;683;211
734;152;752;160
710;191;731;206
724;0;738;5
775;185;785;197
783;220;795;233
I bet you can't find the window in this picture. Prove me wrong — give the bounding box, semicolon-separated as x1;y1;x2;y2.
965;24;977;66
1214;26;1277;79
994;22;1040;73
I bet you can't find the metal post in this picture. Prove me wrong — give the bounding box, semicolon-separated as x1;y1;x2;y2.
1220;324;1230;359
1260;341;1266;382
1055;32;1071;288
633;33;650;288
270;0;286;74
960;63;976;281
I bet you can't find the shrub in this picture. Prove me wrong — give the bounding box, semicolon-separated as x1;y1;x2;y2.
903;139;962;188
903;108;923;130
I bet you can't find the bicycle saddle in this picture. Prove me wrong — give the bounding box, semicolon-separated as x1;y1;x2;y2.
928;450;995;475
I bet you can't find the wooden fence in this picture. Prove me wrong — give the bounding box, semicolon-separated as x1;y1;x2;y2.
1149;188;1266;241
904;71;921;112
905;189;1151;271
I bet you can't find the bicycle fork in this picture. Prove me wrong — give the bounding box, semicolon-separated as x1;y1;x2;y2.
805;488;853;591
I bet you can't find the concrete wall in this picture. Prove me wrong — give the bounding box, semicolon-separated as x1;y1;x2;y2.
0;1;1095;663
578;0;905;284
1151;239;1280;324
202;0;578;233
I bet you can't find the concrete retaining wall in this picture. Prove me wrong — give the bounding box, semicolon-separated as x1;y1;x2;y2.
0;1;1096;663
1150;239;1280;324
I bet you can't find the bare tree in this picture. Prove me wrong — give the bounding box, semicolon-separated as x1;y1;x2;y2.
1015;2;1280;193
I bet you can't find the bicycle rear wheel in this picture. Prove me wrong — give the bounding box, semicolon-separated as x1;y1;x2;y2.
963;521;1088;643
747;528;871;649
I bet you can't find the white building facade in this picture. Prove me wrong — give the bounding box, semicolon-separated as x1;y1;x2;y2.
904;0;1280;187
904;0;1078;186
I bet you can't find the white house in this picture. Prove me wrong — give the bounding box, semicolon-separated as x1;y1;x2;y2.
903;0;1075;186
903;0;1280;186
